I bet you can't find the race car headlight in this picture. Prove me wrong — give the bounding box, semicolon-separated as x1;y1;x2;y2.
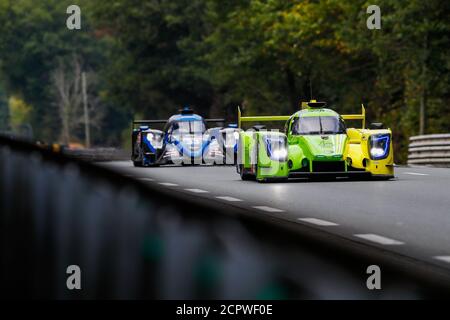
369;134;390;160
272;148;288;160
147;133;163;148
264;135;288;161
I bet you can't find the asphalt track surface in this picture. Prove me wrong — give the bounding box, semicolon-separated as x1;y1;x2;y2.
103;161;450;273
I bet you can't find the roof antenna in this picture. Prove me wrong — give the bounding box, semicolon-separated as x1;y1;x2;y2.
309;78;313;100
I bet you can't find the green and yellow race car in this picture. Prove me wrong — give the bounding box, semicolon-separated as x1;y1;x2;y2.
236;100;394;182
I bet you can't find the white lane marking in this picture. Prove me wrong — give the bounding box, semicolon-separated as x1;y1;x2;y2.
158;182;179;187
252;206;284;213
216;196;243;202
433;256;450;263
297;218;339;226
184;188;209;193
403;172;429;176
138;178;154;181
354;234;404;245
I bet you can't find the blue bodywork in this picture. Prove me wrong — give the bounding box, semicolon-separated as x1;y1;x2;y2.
132;111;223;166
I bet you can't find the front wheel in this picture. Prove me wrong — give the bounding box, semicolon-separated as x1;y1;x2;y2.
133;160;144;167
257;177;288;183
238;164;256;181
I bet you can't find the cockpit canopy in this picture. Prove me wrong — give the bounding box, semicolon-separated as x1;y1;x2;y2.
171;120;206;134
292;115;346;135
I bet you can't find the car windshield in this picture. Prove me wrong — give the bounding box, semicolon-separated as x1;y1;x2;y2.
292;116;346;135
172;120;206;134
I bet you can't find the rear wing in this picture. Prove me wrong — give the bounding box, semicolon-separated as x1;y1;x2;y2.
133;120;167;130
341;104;366;129
237;106;290;128
238;103;366;129
133;118;226;128
205;119;226;124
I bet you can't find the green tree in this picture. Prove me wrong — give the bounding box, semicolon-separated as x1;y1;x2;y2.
204;0;450;162
90;0;217;119
333;0;450;162
0;81;8;131
1;0;448;160
0;0;115;143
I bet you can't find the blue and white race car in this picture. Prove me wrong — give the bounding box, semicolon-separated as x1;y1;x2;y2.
131;107;239;166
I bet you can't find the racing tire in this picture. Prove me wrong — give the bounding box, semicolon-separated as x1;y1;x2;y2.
238;164;256;181
133;160;144;167
371;175;395;181
258;177;288;183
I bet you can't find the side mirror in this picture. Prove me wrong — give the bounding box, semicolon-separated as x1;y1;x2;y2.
369;122;384;129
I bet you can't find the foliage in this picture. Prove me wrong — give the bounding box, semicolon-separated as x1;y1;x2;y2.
0;0;449;160
0;0;118;144
8;95;31;128
0;83;8;130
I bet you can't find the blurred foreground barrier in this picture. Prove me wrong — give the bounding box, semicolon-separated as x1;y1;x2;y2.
63;147;129;161
408;134;450;167
1;136;450;299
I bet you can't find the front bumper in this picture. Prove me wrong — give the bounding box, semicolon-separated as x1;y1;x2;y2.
288;171;394;180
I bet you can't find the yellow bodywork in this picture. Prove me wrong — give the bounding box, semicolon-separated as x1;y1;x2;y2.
342;104;394;176
345;128;394;176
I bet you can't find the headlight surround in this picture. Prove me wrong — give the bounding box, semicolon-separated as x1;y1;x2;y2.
264;135;288;161
369;134;390;160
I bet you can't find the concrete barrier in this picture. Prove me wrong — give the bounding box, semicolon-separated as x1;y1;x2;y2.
408;134;450;167
1;136;450;299
63;147;129;161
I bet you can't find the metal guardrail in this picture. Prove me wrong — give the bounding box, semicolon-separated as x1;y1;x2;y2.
408;134;450;167
1;136;450;299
